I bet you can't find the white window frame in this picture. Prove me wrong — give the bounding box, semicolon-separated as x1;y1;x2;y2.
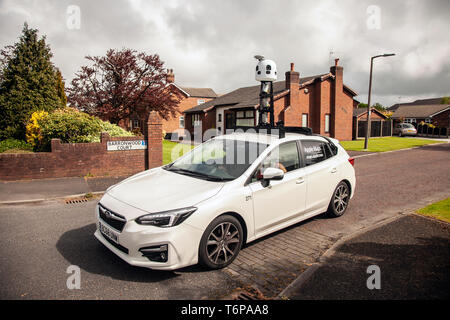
179;116;185;128
197;99;205;105
424;118;431;123
302;114;308;127
325;114;330;133
404;118;416;124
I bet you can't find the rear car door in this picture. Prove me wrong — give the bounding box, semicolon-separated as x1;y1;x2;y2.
249;141;307;235
300;139;340;213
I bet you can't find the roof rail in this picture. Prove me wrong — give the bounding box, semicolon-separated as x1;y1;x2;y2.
231;125;313;138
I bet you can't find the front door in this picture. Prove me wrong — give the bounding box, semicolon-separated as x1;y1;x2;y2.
249;141;307;235
225;113;234;130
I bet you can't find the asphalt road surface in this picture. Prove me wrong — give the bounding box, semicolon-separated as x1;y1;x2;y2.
1;143;449;299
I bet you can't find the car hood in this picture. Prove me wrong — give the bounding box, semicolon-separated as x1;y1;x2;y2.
105;167;224;215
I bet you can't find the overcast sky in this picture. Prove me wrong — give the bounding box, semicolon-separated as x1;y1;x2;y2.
1;0;449;106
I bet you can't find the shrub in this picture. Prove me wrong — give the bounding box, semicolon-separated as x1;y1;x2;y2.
26;110;49;148
30;107;136;150
88;120;134;143
36;108;102;150
0;138;33;153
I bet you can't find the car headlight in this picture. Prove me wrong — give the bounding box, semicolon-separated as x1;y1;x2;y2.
135;207;197;227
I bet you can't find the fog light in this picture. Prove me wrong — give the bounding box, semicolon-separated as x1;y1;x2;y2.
139;245;168;263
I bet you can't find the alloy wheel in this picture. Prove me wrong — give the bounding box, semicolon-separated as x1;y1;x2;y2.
333;184;349;215
206;222;240;265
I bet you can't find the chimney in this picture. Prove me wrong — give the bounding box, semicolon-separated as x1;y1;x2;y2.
284;62;301;126
285;62;299;90
166;69;175;83
330;59;344;137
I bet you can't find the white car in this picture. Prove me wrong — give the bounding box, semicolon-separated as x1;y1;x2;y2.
94;132;356;270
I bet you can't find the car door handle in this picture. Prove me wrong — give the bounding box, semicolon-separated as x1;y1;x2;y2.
296;178;305;184
331;168;337;173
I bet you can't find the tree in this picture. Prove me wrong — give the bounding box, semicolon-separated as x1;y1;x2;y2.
55;68;67;107
357;102;386;112
0;23;62;139
441;96;450;104
67;49;182;125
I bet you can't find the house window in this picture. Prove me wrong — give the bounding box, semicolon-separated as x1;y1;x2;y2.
192;114;202;126
130;119;139;130
302;114;308;127
404;118;416;124
325;114;330;133
425;118;431;123
197;99;205;105
236;110;255;127
179;116;185;128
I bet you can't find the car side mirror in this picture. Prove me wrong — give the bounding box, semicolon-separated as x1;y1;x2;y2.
261;167;284;187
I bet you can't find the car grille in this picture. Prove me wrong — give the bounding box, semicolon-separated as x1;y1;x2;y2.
98;203;126;232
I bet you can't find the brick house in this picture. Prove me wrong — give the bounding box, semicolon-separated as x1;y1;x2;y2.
183;59;358;141
391;104;450;127
120;69;218;136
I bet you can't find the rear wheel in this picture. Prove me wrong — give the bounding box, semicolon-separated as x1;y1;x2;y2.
198;215;243;269
327;181;350;218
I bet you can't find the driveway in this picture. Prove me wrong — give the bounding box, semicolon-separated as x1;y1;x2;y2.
0;143;449;299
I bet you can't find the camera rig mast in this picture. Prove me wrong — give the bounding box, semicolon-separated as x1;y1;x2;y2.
252;55;312;138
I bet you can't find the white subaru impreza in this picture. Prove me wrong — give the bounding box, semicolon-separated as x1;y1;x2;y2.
94;132;355;270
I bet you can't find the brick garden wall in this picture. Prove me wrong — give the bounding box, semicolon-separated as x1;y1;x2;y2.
0;112;162;181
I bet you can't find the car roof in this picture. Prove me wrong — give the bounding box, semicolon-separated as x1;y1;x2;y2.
213;131;330;145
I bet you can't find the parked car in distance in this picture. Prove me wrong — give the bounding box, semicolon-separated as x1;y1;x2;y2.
94;132;356;270
394;123;417;137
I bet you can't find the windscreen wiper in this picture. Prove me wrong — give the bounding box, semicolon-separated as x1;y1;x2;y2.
166;167;232;182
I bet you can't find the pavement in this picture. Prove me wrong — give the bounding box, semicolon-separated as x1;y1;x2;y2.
282;214;450;300
0;143;449;299
0;176;128;203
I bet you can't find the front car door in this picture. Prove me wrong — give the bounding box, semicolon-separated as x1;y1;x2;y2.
248;141;307;235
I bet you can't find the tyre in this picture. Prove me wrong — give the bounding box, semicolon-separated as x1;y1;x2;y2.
327;181;350;218
198;215;244;269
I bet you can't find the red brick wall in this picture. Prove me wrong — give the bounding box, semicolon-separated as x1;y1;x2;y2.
432;109;450;127
0;112;162;181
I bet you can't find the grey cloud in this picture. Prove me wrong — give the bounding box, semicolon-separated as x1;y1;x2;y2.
0;0;449;107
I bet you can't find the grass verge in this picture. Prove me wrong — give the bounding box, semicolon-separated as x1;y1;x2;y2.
416;198;450;223
340;137;442;152
163;140;194;164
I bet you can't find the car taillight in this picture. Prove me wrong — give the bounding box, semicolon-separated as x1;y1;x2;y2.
348;157;355;166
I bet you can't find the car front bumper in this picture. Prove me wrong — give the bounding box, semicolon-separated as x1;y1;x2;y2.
94;203;203;271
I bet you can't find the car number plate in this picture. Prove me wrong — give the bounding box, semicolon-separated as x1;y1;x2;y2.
99;221;119;243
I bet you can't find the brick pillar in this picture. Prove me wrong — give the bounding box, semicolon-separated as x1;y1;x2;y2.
146;111;162;169
51;139;61;152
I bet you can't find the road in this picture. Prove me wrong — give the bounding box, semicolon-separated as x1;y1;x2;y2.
1;143;449;299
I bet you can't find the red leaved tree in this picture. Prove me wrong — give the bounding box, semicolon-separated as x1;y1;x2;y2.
67;49;182;125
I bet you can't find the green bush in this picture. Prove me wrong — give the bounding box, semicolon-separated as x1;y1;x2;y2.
88;120;134;143
0;138;33;153
36;108;135;151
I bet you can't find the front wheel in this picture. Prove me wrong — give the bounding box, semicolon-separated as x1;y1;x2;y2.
198;215;244;269
327;181;350;218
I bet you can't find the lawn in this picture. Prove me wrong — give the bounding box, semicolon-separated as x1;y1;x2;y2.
416;198;450;223
340;137;441;152
163;140;194;164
